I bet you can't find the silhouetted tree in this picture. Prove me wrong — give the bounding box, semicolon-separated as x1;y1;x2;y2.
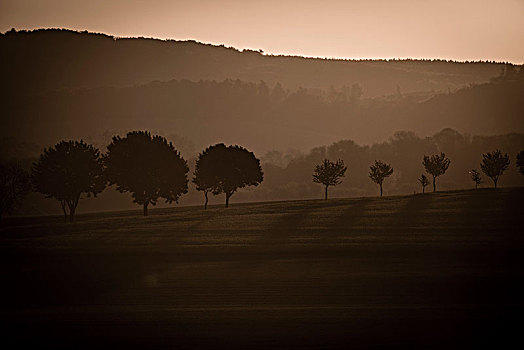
469;169;482;189
517;150;524;175
104;131;189;216
480;150;510;188
369;160;393;197
32;140;105;222
418;174;430;193
423;153;450;192
0;163;31;220
192;144;263;208
313;159;347;200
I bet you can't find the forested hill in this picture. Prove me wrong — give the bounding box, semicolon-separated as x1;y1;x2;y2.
0;28;511;96
2;67;523;154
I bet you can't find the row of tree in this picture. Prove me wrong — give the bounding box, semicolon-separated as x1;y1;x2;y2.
2;131;523;220
312;150;521;199
1;131;263;221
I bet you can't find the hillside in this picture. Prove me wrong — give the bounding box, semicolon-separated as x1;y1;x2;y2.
2;188;523;348
2;70;523;155
1;28;509;96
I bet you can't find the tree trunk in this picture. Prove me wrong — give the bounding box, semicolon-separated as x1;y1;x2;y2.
493;178;498;189
325;185;328;200
422;185;425;194
204;191;209;210
380;183;383;197
143;202;149;216
433;176;437;192
475;183;478;189
60;200;67;223
225;192;231;208
69;207;75;223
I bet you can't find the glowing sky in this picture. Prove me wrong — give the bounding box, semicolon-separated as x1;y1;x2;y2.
1;0;523;63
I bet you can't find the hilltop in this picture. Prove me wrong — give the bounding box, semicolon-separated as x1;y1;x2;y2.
0;28;511;96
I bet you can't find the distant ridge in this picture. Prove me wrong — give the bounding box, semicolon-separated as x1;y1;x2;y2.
0;28;512;96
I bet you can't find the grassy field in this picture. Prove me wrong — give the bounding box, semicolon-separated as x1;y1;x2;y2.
1;188;523;349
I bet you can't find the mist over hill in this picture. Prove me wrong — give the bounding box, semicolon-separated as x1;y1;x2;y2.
0;28;511;96
2;67;523;154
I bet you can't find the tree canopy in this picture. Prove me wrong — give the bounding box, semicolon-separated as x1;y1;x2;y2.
423;153;451;192
469;169;482;189
480;150;510;188
0;163;31;219
368;160;393;197
104;131;189;215
32;140;105;222
192;143;263;208
418;174;430;193
312;159;347;200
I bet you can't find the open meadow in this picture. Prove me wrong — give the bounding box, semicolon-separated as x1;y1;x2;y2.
1;188;523;349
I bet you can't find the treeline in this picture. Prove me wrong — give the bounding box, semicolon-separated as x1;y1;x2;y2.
2;68;524;154
255;129;524;202
1;28;507;96
2;128;523;218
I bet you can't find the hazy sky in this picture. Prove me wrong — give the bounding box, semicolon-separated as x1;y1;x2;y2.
1;0;523;63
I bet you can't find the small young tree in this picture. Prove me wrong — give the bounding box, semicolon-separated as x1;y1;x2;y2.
192;144;263;208
368;160;393;197
418;174;430;193
0;163;31;220
32;140;105;222
423;153;451;192
313;159;347;200
480;149;510;188
469;169;482;189
517;150;524;175
104;131;189;216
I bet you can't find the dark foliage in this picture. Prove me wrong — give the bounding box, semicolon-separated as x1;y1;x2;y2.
192;144;263;208
418;174;430;193
423;153;451;192
104;131;189;215
517;150;524;175
368;160;393;197
469;169;482;189
0;163;30;219
480;150;510;188
312;159;347;200
32;140;105;222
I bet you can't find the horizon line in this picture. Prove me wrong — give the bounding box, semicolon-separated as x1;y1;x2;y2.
3;27;523;66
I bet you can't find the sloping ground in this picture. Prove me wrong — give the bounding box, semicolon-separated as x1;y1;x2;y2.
1;188;523;349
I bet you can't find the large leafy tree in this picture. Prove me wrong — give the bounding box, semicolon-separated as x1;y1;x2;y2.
0;163;31;220
423;153;450;192
32;140;105;222
105;131;189;215
312;159;347;200
480;150;510;188
368;160;393;197
193;144;263;208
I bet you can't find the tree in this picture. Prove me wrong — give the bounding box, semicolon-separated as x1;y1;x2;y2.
423;153;450;192
192;144;263;208
104;131;189;216
469;169;482;189
313;159;347;200
32;140;105;222
368;160;393;197
480;150;510;188
418;174;430;193
517;150;524;175
0;163;31;220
